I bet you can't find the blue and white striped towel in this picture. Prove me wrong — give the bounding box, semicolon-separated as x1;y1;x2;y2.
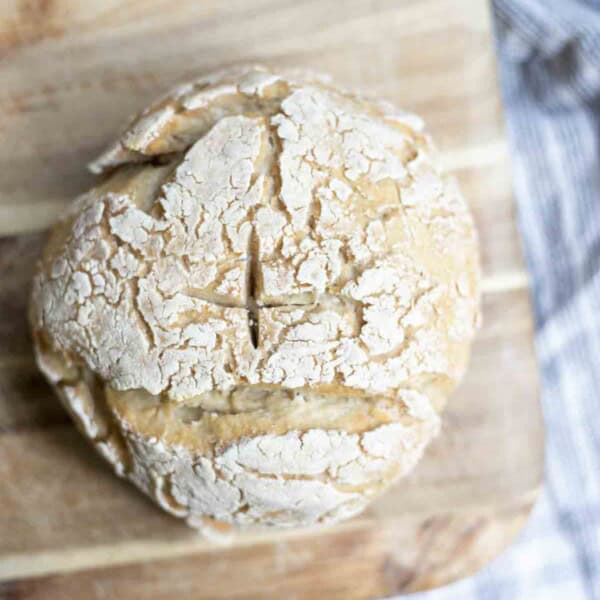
400;1;600;598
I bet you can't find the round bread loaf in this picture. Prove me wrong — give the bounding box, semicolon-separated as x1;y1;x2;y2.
30;65;480;537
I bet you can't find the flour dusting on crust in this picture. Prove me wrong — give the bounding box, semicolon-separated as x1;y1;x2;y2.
30;65;480;534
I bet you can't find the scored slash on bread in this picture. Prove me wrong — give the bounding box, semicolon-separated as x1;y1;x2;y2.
29;65;480;537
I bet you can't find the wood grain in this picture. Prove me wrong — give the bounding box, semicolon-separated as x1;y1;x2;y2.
1;0;497;235
0;503;533;599
0;0;543;597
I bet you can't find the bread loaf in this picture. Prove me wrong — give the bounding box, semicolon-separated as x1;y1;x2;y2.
29;65;480;537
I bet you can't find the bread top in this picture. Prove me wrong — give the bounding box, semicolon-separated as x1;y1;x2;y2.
30;65;480;416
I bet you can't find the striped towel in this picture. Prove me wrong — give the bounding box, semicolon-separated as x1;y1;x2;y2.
399;1;600;598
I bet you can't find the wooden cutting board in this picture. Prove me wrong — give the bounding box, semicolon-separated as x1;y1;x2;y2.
0;1;544;598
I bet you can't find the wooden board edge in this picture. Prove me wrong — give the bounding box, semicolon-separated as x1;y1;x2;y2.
0;487;542;595
398;486;543;593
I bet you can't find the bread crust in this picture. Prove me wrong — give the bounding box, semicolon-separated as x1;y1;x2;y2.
30;65;480;534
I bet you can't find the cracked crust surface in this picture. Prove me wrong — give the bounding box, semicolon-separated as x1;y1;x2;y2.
30;65;480;535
